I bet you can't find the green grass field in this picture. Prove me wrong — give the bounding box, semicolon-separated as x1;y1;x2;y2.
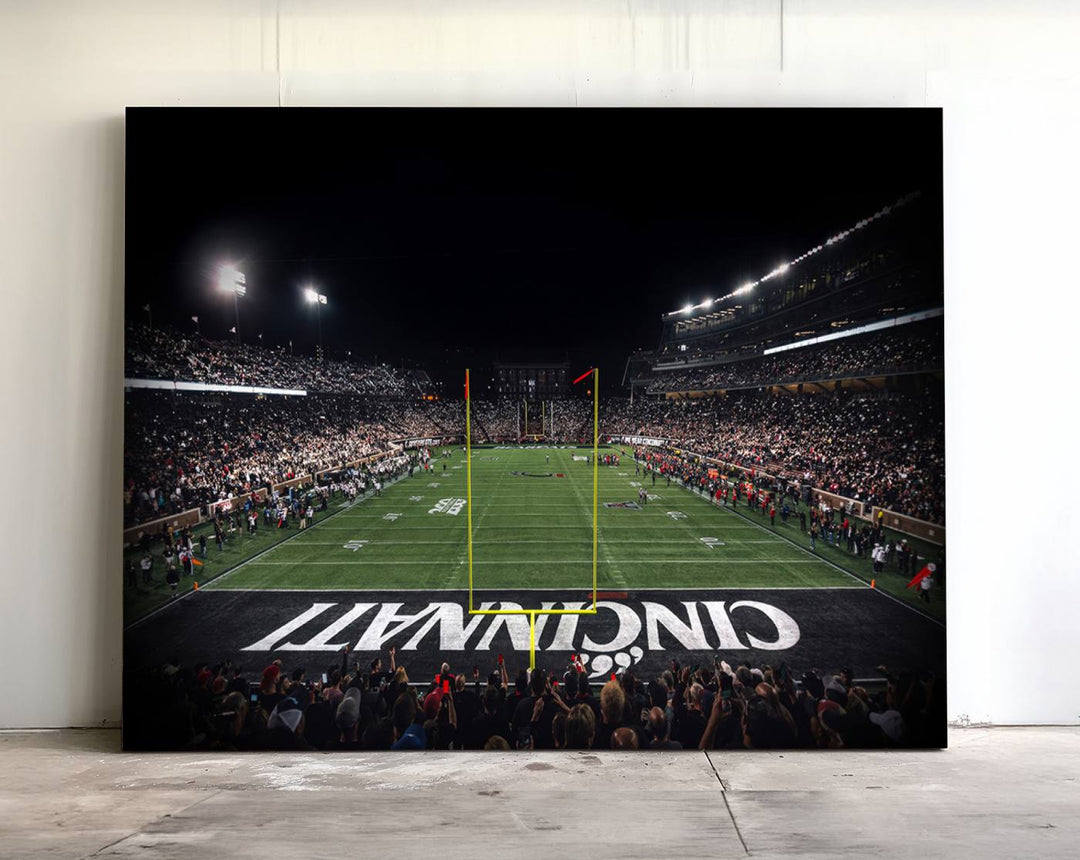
156;446;942;622
125;446;945;623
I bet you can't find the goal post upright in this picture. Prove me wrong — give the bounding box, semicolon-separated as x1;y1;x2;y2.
466;368;474;612
592;367;598;609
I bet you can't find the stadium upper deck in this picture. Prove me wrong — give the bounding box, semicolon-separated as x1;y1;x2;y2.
125;323;426;397
627;192;942;394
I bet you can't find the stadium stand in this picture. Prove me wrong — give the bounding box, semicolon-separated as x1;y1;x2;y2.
123;391;462;525
644;191;939;373
641;319;942;393
126;323;422;396
121;649;945;751
125;191;944;531
603;390;944;525
612;190;945;525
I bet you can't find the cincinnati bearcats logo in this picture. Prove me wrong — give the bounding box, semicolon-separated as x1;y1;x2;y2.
510;471;554;478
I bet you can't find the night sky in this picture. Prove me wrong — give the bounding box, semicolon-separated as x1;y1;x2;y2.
126;108;942;392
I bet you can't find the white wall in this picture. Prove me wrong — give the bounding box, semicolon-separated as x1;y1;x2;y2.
1;0;1077;728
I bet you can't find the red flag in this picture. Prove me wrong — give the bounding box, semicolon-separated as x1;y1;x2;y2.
191;558;204;567
906;563;935;589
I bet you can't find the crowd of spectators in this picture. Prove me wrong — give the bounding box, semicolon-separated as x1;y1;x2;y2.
123;649;945;751
428;399;594;443
126;324;421;396
465;400;512;440
644;323;942;393
547;398;593;441
126;385;943;527
603;388;944;524
123;392;463;525
124;389;606;526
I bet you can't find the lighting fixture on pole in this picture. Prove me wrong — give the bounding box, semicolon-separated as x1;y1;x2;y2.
218;265;246;341
304;286;328;361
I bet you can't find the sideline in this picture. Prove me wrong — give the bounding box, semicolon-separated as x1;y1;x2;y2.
631;454;946;629
124;471;411;631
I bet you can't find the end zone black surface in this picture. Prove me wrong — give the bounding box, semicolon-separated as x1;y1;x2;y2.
126;587;944;681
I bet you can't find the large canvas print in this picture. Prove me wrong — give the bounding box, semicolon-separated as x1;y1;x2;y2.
123;108;945;751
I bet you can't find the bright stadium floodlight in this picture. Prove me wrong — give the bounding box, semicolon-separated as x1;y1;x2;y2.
219;264;246;296
662;191;922;317
303;286;328;359
217;264;246;340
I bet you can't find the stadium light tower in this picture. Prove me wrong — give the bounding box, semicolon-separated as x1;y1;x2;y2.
218;264;246;342
304;286;328;361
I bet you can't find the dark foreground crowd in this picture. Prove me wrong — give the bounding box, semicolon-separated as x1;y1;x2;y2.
123;649;945;751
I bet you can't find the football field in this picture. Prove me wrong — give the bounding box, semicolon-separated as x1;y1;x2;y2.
200;446;858;595
127;446;945;682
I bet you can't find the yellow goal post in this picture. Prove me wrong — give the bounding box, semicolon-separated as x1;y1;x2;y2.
464;367;599;669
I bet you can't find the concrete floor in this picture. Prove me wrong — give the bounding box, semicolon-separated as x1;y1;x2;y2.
1;728;1076;859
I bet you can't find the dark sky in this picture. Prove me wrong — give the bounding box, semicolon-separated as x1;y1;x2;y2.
126;108;941;392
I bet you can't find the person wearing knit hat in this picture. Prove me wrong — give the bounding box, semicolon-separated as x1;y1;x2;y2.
261;662;282;689
422;689;443;721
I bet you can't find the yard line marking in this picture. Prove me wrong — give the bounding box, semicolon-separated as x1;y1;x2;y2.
311;524;765;530
243;558;831;565
205;585;867;593
273;539;787;546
